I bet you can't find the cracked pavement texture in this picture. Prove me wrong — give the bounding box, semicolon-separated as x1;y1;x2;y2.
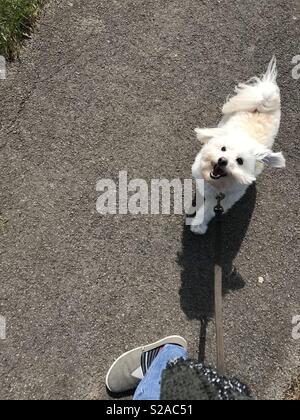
0;0;299;400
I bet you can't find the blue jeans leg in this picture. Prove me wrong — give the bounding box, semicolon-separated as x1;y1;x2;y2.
133;344;188;400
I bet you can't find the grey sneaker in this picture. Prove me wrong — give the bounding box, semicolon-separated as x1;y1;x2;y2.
106;335;188;393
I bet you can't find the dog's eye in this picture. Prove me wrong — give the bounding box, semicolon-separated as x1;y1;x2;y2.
221;147;226;152
237;158;244;165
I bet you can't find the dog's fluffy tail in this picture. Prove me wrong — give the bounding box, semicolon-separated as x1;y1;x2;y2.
222;56;280;115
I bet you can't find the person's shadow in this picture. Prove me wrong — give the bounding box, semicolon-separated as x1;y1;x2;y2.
177;184;257;362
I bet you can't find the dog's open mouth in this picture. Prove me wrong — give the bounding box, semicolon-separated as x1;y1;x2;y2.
210;164;227;180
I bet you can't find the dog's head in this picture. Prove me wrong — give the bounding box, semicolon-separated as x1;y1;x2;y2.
193;127;285;188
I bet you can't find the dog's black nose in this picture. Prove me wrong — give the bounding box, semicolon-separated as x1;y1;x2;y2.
218;157;228;167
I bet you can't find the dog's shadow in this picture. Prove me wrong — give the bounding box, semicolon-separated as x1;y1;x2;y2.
177;184;257;361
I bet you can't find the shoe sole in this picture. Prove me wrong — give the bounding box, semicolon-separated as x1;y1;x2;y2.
105;335;188;393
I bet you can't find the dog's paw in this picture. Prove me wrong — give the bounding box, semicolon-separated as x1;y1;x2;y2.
190;223;208;235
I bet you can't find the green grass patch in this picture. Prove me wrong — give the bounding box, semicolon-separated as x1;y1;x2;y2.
0;0;44;60
285;376;300;400
0;216;8;230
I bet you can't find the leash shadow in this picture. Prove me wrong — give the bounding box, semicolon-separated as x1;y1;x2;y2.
177;183;257;361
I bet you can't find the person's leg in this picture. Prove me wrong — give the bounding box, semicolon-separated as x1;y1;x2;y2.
133;344;188;400
106;336;188;394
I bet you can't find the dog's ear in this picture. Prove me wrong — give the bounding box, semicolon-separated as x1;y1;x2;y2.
194;127;224;144
256;148;286;168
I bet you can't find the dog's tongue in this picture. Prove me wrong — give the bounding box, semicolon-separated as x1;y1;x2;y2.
213;165;225;177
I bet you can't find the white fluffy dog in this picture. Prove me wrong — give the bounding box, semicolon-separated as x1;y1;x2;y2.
191;57;285;235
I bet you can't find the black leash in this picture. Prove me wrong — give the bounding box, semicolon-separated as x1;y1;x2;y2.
214;193;225;375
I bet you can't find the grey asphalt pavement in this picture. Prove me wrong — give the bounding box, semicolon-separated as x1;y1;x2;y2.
0;0;299;400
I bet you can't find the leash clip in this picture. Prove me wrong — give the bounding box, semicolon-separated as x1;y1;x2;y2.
214;193;225;217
